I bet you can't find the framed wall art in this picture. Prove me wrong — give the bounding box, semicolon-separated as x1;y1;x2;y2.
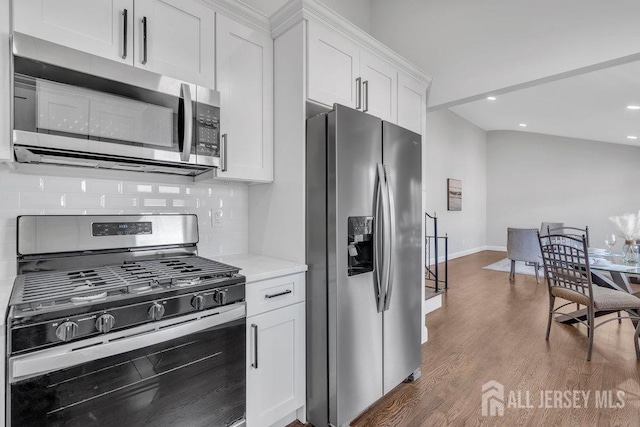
447;179;462;211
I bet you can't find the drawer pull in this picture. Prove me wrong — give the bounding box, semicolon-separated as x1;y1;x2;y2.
265;289;292;299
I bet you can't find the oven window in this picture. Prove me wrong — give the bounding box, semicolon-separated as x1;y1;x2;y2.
11;318;245;427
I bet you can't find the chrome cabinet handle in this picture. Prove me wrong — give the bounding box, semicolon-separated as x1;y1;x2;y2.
220;134;228;171
141;16;148;65
180;84;193;162
355;77;362;110
383;165;396;311
363;80;369;112
265;289;292;299
251;324;259;369
121;9;128;59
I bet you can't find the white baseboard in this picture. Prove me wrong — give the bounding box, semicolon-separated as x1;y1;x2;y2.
428;245;503;265
423;293;442;314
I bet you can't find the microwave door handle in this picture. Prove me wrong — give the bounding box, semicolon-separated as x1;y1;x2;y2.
180;84;193;162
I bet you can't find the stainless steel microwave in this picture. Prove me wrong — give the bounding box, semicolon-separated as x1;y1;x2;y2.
11;33;221;177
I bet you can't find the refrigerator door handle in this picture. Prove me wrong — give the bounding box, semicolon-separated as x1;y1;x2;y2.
383;165;396;311
374;163;385;312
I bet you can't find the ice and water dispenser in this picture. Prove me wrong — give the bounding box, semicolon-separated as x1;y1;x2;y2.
347;216;374;276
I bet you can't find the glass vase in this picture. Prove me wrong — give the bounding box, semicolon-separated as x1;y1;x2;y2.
622;240;639;264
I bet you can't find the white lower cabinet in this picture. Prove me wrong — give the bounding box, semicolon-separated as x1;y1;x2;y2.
246;273;305;427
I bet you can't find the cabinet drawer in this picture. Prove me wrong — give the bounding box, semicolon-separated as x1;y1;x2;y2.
246;273;305;317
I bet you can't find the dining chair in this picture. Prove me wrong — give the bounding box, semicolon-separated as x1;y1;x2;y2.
506;228;541;284
548;225;590;247
547;225;592;313
540;222;564;238
538;232;640;360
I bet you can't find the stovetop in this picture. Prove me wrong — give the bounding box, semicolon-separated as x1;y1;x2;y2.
9;214;247;355
11;256;239;315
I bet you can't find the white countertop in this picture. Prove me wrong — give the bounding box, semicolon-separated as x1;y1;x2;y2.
213;253;307;283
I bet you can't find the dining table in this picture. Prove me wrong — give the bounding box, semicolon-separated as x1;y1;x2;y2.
554;247;640;324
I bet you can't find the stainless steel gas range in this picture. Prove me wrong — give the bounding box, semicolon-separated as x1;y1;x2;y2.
6;214;246;427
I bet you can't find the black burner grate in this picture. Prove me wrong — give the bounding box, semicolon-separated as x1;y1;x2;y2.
10;256;240;310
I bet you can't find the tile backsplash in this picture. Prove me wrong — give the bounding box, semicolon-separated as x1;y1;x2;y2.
0;164;249;282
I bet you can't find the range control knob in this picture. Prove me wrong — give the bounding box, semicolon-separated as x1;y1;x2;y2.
148;302;166;321
55;321;79;342
191;295;206;311
95;314;116;334
213;290;228;305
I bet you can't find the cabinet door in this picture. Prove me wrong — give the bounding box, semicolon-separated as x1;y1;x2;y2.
216;14;273;183
397;71;428;135
247;302;305;427
1;0;11;162
134;0;215;88
13;0;134;65
307;22;360;108
360;50;397;123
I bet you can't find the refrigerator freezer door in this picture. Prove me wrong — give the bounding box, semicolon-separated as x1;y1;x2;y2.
381;121;423;394
329;105;384;426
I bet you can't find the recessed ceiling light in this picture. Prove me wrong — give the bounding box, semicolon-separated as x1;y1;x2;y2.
627;105;640;110
627;135;638;140
519;123;527;127
486;96;496;101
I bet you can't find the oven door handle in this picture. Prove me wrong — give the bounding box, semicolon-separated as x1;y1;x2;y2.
9;303;246;383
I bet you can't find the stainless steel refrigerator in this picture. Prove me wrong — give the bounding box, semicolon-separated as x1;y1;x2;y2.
306;104;423;427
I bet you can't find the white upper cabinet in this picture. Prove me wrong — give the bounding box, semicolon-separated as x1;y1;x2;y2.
134;0;214;88
13;0;214;87
307;22;360;109
307;21;397;123
13;0;134;65
359;50;397;123
1;0;10;162
215;13;273;183
397;71;428;135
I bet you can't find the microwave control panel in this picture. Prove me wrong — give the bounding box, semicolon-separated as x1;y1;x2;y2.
196;104;220;157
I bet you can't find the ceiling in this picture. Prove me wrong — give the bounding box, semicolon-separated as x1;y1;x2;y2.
449;58;640;146
239;0;640;146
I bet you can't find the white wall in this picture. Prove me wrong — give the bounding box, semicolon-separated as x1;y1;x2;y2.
319;0;370;33
0;165;249;281
369;0;640;108
248;21;306;263
425;109;487;258
486;130;640;249
240;0;371;32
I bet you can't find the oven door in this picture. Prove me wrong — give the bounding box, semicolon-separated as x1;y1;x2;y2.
12;32;220;171
8;303;245;427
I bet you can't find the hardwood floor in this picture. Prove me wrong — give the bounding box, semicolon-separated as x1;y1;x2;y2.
294;251;640;426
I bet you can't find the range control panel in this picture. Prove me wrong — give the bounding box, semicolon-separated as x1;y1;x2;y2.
92;222;153;237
